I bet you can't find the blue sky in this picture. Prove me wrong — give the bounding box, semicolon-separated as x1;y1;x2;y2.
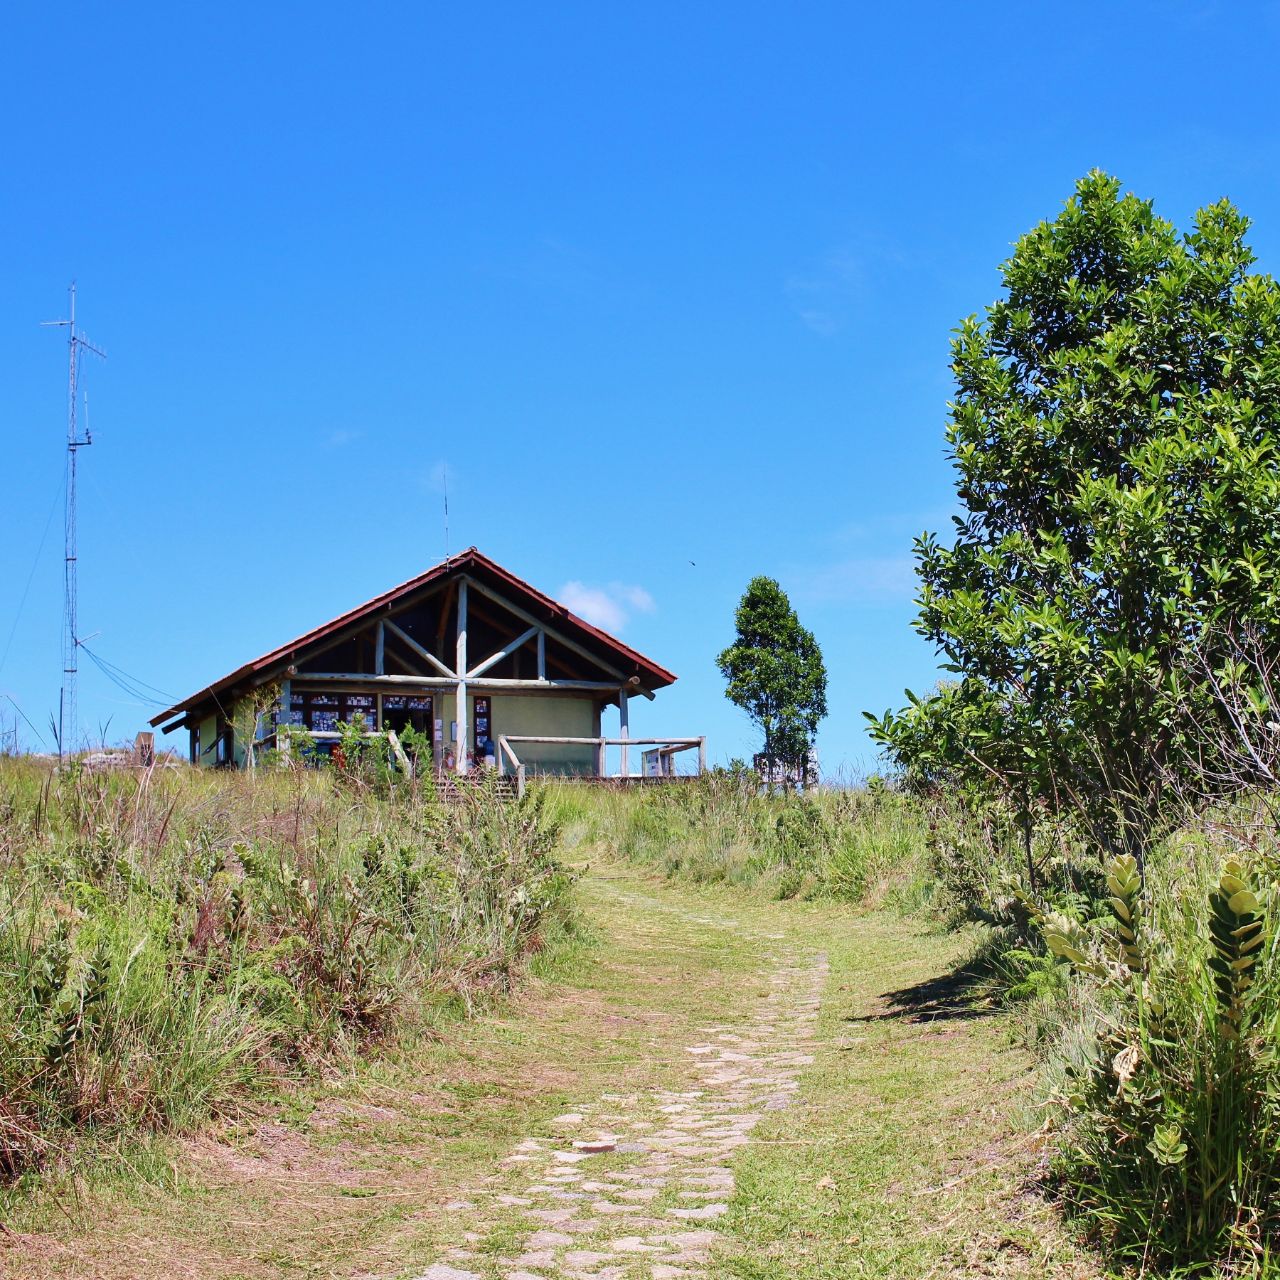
3;2;1280;770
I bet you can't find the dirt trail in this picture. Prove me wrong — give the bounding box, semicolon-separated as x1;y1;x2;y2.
420;942;826;1280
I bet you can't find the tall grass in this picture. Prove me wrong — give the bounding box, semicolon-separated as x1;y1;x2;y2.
0;759;572;1185
543;772;931;907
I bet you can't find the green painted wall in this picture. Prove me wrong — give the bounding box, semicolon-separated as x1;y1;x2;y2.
196;713;219;767
490;693;598;775
191;705;252;768
436;692;597;773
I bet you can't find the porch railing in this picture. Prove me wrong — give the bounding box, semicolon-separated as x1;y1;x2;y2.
497;734;706;798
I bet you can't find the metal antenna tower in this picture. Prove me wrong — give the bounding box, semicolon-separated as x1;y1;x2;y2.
443;464;451;560
42;284;105;758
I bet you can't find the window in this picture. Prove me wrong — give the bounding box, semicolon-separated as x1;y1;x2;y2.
284;690;381;733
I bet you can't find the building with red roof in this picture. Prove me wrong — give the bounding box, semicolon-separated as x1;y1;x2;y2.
152;548;700;781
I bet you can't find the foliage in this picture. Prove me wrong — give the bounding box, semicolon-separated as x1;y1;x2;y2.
870;172;1280;861
397;721;435;776
1030;841;1280;1270
717;577;828;774
0;759;572;1185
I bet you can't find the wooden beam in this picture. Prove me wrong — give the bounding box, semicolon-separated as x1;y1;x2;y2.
250;586;451;689
379;630;435;679
385;619;456;678
537;630;546;680
467;624;539;678
291;673;633;692
466;575;626;680
375;621;385;675
455;578;468;774
386;729;412;775
250;626;365;685
500;735;703;747
619;689;629;778
435;579;457;660
464;594;580;680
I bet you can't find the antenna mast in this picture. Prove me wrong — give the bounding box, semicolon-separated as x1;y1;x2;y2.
43;284;105;758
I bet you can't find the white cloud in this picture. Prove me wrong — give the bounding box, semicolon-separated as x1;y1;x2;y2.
790;555;918;605
558;581;656;633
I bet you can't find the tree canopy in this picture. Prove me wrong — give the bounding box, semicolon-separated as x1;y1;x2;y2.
869;172;1280;856
718;576;827;771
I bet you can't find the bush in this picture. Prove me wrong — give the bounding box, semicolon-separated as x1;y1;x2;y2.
0;759;572;1184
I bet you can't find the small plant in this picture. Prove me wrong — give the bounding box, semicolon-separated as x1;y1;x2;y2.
1036;849;1280;1270
1106;854;1143;976
1208;858;1265;1040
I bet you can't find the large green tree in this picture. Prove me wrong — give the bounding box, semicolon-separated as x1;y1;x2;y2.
870;172;1280;858
718;577;827;772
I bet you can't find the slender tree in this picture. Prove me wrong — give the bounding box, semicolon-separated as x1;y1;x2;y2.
718;577;827;775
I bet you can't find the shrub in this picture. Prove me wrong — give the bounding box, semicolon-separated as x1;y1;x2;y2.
1030;841;1280;1270
0;759;572;1184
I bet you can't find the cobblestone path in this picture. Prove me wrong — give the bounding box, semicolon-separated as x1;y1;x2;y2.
415;945;828;1280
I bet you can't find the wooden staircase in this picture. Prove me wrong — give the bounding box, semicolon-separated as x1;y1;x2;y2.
433;773;520;804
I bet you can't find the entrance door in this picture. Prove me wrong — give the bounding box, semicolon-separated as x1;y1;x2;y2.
381;693;433;736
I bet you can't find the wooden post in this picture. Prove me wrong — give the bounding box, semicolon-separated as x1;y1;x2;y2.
387;729;412;776
375;620;385;675
536;629;546;681
278;677;291;751
455;578;468;774
698;736;707;775
618;689;629;779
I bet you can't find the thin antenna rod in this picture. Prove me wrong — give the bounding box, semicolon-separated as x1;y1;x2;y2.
443;464;450;560
42;283;105;758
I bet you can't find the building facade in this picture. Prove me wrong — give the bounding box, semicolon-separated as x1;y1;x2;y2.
152;548;694;779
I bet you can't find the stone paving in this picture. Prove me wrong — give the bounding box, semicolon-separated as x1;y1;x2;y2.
413;946;827;1280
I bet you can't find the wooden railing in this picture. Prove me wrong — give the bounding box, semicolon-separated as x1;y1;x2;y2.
496;735;706;798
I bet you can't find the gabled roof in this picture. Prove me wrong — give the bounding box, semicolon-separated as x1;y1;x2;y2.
151;548;677;730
